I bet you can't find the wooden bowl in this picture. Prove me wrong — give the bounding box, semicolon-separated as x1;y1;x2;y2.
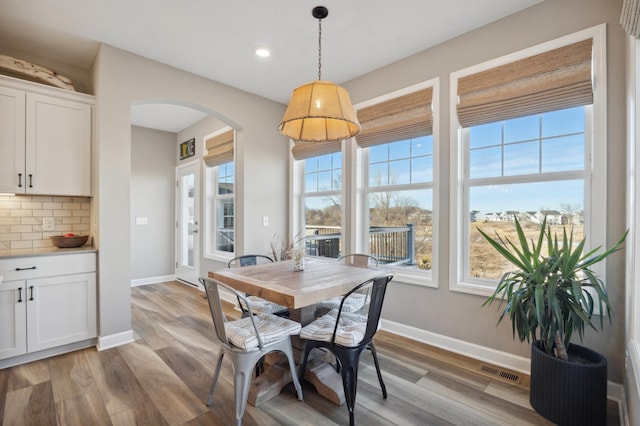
50;235;89;248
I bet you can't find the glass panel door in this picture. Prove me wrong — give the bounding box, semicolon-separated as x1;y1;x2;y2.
176;162;199;285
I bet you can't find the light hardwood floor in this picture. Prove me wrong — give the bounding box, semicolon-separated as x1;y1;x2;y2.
0;281;621;425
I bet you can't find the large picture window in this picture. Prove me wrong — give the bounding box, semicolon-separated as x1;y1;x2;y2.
450;25;607;295
466;106;587;280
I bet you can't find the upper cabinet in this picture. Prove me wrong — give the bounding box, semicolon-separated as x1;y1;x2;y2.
0;76;93;196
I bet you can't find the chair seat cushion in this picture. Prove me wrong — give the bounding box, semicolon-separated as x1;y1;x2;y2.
225;314;301;351
246;296;288;315
300;309;369;347
316;293;368;313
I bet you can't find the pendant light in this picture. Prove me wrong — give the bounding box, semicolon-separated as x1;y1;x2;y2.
278;6;361;142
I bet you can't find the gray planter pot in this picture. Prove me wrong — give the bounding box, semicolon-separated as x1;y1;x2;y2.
530;341;607;426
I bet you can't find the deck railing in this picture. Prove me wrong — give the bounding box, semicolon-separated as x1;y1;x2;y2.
303;224;415;265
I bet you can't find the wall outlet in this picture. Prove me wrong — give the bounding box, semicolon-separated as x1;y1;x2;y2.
262;216;269;227
43;217;54;231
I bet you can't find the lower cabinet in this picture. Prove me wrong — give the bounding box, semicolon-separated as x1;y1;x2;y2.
0;252;97;362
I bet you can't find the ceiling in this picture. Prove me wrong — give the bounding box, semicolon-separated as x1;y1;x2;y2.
0;0;542;133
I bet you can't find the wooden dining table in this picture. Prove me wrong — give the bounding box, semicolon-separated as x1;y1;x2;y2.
209;256;387;407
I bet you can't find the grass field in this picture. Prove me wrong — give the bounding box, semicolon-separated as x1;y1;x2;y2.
470;220;585;279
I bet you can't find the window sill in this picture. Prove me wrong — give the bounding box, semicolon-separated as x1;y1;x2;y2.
385;266;437;288
204;252;234;264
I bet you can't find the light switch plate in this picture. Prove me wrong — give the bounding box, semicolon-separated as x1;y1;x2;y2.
262;216;269;227
136;217;148;225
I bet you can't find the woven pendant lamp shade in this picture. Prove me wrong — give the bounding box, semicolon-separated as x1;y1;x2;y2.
278;80;360;142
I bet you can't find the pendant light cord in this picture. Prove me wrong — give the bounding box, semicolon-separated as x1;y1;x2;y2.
317;17;322;80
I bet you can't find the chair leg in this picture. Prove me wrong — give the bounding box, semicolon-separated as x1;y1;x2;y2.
255;356;265;377
340;363;358;426
282;343;304;401
208;350;225;406
233;365;252;426
298;342;314;382
368;342;387;399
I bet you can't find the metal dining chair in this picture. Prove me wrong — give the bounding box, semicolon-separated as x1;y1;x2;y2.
199;277;303;426
315;254;379;317
299;274;393;426
227;254;289;318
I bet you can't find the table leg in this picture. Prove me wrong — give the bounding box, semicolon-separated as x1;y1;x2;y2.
290;305;345;406
246;305;345;407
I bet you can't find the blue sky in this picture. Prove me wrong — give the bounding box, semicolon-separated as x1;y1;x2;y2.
303;107;585;215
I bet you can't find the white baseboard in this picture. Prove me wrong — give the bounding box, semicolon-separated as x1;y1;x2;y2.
382;318;531;374
382;318;623;401
97;330;135;351
130;274;176;287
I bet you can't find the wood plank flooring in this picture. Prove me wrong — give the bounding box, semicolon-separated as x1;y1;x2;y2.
0;281;621;425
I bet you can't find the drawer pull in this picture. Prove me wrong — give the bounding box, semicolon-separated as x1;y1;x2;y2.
29;286;34;301
15;266;37;271
18;287;23;303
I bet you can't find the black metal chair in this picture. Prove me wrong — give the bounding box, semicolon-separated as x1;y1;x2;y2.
227;254;289;318
299;274;393;426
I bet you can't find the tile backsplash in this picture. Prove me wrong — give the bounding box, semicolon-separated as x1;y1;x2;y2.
0;195;92;250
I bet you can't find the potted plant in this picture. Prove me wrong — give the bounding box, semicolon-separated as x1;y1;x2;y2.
478;216;627;426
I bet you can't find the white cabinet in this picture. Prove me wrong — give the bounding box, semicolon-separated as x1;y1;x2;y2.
0;280;27;360
0;76;92;196
0;252;97;362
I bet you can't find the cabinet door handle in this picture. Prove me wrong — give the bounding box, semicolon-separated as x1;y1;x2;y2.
29;286;34;301
15;266;36;271
18;287;23;303
18;173;23;188
28;174;33;188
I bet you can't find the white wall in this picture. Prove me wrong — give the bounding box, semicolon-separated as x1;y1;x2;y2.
130;125;176;281
344;0;629;381
92;45;288;347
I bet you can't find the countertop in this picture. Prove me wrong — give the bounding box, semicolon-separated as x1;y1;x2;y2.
0;245;97;259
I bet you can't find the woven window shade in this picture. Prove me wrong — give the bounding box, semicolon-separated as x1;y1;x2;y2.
356;87;433;148
291;140;342;161
456;39;593;128
621;0;640;38
204;129;234;167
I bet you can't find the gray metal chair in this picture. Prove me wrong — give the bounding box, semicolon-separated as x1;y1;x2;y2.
199;277;303;426
316;254;379;316
227;254;289;318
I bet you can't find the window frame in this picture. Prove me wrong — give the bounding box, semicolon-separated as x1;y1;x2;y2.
203;128;236;262
355;80;439;287
449;24;607;296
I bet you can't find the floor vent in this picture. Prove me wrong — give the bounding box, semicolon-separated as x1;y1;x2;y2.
479;365;522;384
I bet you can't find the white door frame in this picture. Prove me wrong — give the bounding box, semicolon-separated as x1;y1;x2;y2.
175;160;200;285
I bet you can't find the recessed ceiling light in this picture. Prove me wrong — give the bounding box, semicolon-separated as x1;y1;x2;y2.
254;47;271;58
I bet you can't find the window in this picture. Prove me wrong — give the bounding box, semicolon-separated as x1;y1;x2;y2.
291;81;438;286
466;107;587;280
204;128;235;258
296;147;343;258
365;136;433;271
450;25;607;295
213;161;235;252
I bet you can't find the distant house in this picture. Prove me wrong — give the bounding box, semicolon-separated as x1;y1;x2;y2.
533;210;563;225
484;212;502;222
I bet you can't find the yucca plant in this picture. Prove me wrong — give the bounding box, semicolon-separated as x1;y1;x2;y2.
478;216;627;359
